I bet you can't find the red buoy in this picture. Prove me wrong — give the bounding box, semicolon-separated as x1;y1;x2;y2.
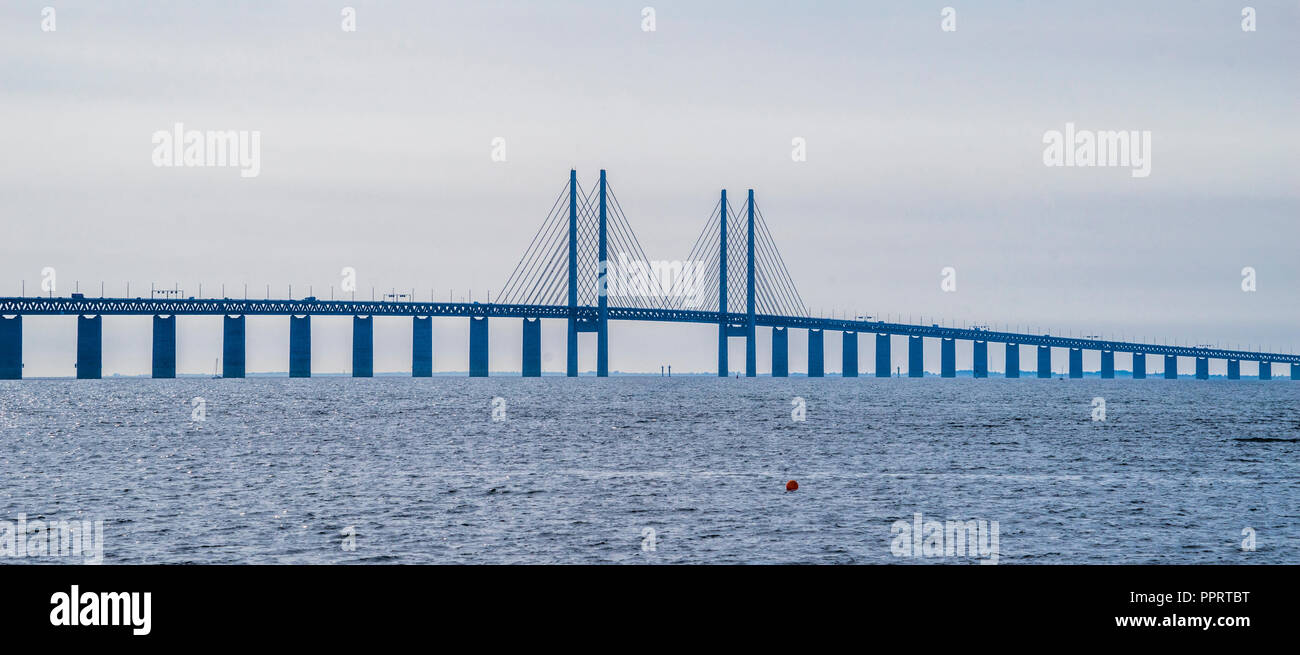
786;480;798;491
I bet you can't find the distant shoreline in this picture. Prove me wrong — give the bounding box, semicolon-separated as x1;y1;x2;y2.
6;371;1275;380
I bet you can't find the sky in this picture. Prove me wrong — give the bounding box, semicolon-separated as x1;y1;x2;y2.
1;1;1297;376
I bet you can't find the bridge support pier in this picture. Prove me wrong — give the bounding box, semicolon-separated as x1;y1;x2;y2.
1100;350;1115;379
76;315;102;380
352;316;373;377
717;324;728;377
908;336;923;377
745;327;756;378
1037;345;1051;378
1195;357;1209;380
1164;355;1178;380
223;315;245;378
597;320;608;377
566;320;578;377
842;332;857;378
772;327;788;377
1291;363;1299;380
1069;348;1083;379
1132;353;1146;379
973;340;988;378
1005;343;1019;378
522;318;541;377
152;315;176;378
875;334;890;377
1258;361;1271;380
940;338;956;378
412;317;432;377
808;329;824;377
289;315;311;378
1227;359;1240;380
0;316;20;379
469;316;489;377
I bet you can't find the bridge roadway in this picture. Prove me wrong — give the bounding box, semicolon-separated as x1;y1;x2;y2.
1;296;1296;366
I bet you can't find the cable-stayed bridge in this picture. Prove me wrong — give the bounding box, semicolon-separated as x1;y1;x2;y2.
1;169;1296;380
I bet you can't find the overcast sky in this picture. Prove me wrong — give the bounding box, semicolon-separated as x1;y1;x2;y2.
2;1;1297;376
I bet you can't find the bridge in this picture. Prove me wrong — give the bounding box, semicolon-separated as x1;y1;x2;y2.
1;169;1297;380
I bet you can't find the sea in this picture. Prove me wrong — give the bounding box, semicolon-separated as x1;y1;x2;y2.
1;377;1295;564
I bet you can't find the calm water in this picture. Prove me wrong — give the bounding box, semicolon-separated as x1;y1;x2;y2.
1;377;1296;564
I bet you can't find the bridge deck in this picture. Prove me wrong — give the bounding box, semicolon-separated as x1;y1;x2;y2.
2;296;1295;364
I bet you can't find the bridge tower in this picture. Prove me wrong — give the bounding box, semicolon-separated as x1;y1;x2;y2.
718;189;728;377
746;190;757;377
567;169;579;377
717;189;762;377
560;169;609;376
597;169;609;377
501;170;802;377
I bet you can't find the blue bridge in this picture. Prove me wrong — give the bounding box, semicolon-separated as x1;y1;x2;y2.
1;170;1297;380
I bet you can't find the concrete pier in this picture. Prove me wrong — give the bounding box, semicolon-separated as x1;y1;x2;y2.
566;319;578;377
352;315;373;377
469;316;489;377
1005;343;1019;378
1132;353;1146;379
908;336;923;378
289;315;311;378
842;331;857;378
808;329;824;377
745;326;756;377
1259;361;1271;380
151;315;176;378
1195;356;1208;380
716;322;728;377
973;340;988;378
0;316;20;379
1227;359;1240;380
1164;355;1178;380
772;327;788;377
1292;363;1299;381
875;334;890;377
412;317;432;377
76;315;102;380
940;338;955;378
223;315;245;378
1100;350;1114;379
1037;345;1051;378
522;318;541;377
1069;348;1083;379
